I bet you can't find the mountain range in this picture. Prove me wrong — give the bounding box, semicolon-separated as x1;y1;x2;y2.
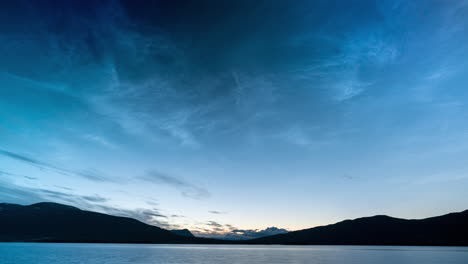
1;202;467;246
0;202;215;244
250;210;468;246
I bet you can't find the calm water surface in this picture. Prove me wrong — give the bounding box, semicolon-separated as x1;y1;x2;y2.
0;243;467;264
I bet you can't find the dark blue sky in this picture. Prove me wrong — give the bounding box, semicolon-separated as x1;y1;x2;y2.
1;0;468;237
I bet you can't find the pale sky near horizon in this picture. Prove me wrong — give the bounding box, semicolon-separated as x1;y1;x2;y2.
1;0;468;237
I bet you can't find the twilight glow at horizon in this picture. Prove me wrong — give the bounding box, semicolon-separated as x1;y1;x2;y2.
1;0;468;238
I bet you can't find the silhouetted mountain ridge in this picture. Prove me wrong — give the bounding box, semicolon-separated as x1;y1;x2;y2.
170;229;195;237
0;202;216;244
1;202;467;245
248;210;468;246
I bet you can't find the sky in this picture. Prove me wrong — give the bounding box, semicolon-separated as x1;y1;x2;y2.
1;0;468;238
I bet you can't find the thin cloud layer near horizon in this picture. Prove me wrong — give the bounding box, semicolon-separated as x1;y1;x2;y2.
1;0;468;237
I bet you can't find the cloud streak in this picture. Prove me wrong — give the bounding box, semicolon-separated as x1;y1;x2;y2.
0;148;112;182
0;169;37;180
0;149;50;169
141;170;210;199
208;211;227;215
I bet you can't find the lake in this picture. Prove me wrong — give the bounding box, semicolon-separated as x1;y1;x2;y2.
0;243;467;264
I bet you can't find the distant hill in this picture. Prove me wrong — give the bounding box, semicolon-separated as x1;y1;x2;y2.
2;202;467;246
0;202;214;243
248;210;468;246
223;227;288;240
171;229;195;237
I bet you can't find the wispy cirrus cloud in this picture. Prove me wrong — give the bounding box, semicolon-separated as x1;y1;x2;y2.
0;169;37;180
208;211;227;215
0;148;112;182
76;168;111;183
143;211;168;219
0;149;50;168
141;170;210;199
82;134;119;150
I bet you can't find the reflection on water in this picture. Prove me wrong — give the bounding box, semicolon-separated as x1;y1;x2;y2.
0;243;467;264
